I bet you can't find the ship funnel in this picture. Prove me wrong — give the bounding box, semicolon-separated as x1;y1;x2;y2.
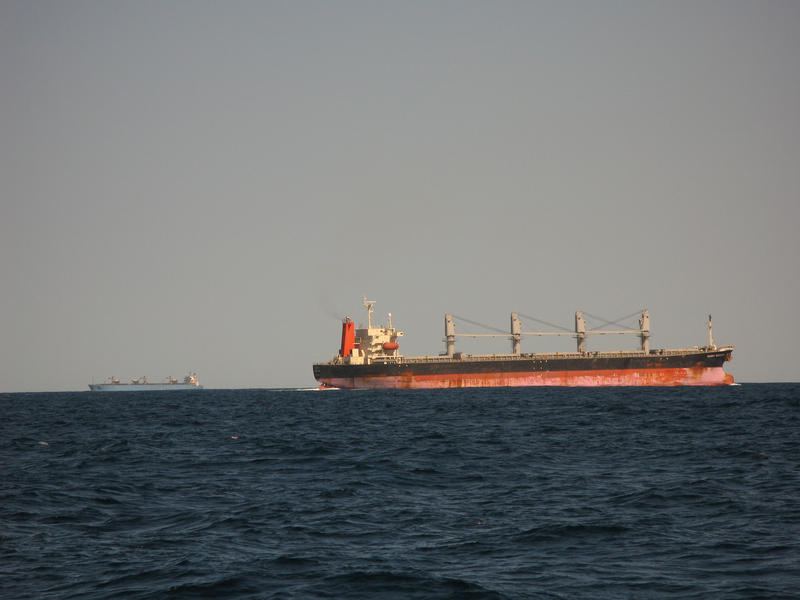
340;318;355;357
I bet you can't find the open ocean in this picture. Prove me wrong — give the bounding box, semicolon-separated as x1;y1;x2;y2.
2;384;798;599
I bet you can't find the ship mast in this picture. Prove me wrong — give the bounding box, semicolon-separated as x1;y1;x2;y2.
445;314;456;357
708;314;716;349
639;310;650;353
575;311;586;353
362;297;375;329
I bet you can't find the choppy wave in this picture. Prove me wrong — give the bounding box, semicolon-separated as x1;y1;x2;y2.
2;384;799;599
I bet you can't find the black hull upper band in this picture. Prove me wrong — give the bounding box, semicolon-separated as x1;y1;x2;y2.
313;349;731;380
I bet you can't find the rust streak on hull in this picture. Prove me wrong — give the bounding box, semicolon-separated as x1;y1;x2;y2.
320;367;734;389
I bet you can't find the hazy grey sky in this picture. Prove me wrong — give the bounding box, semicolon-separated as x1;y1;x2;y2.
2;1;798;391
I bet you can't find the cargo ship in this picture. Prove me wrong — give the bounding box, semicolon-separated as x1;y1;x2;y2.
312;299;734;389
89;373;202;391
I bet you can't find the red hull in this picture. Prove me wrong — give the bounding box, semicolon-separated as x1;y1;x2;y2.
320;366;734;389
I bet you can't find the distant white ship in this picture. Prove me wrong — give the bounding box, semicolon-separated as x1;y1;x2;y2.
89;373;202;391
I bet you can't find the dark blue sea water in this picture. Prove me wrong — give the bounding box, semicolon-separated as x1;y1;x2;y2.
2;384;799;599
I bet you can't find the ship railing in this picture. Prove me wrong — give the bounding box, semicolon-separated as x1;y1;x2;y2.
365;347;728;365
